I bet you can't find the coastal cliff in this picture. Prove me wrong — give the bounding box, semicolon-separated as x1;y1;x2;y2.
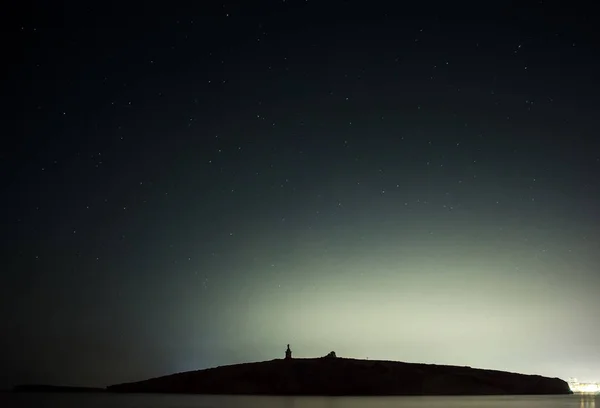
107;357;572;396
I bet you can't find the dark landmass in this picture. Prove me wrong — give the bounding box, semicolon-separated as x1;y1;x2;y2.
13;384;105;393
107;356;572;396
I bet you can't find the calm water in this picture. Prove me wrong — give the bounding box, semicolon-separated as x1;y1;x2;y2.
0;393;597;408
0;394;600;408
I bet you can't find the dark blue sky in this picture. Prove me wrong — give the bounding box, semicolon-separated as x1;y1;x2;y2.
3;0;599;387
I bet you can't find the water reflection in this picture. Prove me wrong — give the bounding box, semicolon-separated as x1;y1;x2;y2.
581;395;596;408
282;396;296;408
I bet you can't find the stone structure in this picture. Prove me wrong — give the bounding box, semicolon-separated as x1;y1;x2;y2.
285;344;292;360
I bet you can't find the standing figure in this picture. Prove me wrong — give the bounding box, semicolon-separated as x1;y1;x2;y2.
285;344;292;360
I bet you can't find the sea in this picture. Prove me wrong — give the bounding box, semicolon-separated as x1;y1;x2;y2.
0;393;597;408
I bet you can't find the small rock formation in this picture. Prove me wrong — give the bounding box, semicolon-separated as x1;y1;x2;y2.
285;344;292;360
324;351;337;358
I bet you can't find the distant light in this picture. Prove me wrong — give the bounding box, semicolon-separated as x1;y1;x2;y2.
569;379;600;393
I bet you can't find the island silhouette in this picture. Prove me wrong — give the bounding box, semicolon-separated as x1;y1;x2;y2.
102;345;572;396
12;384;104;393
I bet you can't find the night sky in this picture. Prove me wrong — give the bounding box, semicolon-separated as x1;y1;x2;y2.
4;0;599;388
